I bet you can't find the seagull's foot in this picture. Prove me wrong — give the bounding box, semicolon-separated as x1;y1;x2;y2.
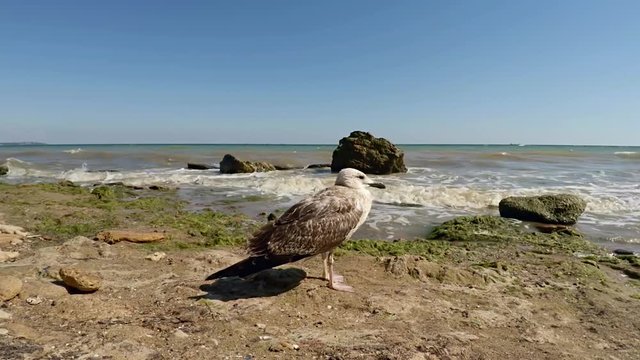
324;273;344;283
329;282;354;292
328;274;353;292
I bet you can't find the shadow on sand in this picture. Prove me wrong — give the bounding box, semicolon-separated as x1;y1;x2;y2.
195;268;307;301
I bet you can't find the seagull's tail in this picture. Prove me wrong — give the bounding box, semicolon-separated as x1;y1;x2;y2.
205;254;307;280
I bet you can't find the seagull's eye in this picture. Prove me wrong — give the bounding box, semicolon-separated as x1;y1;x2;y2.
358;175;365;179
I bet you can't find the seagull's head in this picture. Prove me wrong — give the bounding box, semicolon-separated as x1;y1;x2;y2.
335;168;386;190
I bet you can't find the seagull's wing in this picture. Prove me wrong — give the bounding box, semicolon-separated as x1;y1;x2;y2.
248;187;364;257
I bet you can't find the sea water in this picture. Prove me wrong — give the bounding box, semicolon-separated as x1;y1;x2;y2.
1;143;639;252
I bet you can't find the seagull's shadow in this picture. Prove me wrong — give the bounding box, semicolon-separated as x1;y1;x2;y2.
195;268;307;301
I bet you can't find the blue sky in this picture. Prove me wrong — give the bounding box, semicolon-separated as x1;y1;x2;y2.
1;0;638;145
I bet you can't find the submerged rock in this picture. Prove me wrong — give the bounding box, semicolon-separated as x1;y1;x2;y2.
331;131;407;174
219;154;276;174
305;163;331;169
187;163;214;170
499;194;586;225
0;165;7;176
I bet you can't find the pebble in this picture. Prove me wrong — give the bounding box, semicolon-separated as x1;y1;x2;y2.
145;252;167;262
0;328;8;336
26;296;43;305
0;275;23;301
258;335;272;341
284;342;300;350
0;224;29;236
255;323;266;330
0;250;20;262
173;329;189;338
0;309;12;320
59;267;102;292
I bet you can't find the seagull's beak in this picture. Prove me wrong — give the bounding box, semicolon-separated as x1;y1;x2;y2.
368;182;386;189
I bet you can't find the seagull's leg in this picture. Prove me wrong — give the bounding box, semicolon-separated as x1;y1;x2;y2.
327;251;353;292
322;252;331;280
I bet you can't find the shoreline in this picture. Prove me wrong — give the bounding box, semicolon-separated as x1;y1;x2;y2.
0;182;639;359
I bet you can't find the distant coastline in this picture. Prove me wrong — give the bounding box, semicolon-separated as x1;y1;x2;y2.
0;142;47;146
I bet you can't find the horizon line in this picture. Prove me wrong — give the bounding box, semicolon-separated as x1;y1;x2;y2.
1;142;639;147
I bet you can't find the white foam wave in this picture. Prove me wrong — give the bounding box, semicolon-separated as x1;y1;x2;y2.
4;163;640;219
614;151;640;159
63;148;84;154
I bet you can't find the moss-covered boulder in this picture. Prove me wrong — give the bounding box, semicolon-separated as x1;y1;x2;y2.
330;131;407;174
427;215;598;255
499;194;586;225
219;154;276;174
0;164;8;176
428;215;523;242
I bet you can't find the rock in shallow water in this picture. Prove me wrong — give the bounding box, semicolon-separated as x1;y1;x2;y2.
331;131;407;174
219;154;276;174
59;267;102;292
499;194;586;225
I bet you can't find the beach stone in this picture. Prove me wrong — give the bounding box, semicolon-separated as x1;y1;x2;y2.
26;296;43;305
0;234;23;247
59;267;102;292
0;309;11;320
145;252;166;262
0;250;20;262
96;230;165;244
0;328;8;336
0;165;7;176
0;224;29;237
331;131;407;174
219;154;276;174
499;194;587;225
0;276;22;301
173;329;189;338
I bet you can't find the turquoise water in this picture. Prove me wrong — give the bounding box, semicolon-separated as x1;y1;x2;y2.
1;143;639;251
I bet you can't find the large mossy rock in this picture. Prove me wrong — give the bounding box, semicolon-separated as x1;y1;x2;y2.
499;194;586;225
0;165;8;176
331;131;407;174
427;215;593;253
219;154;276;174
428;215;523;242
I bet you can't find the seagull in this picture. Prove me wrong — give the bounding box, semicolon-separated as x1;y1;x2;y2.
206;168;385;292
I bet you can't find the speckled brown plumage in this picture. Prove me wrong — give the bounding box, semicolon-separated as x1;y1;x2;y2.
206;168;384;290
